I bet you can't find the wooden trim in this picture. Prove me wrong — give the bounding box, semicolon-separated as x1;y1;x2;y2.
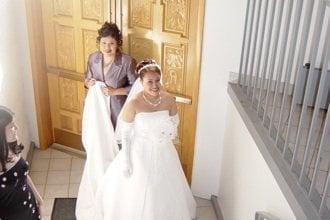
185;0;206;184
25;0;53;149
51;143;86;159
54;128;83;151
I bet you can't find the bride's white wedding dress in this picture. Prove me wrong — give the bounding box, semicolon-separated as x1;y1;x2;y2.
95;110;196;220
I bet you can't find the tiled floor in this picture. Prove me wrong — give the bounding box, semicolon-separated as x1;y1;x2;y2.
30;148;217;220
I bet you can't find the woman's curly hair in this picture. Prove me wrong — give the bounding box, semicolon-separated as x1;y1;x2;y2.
97;22;123;47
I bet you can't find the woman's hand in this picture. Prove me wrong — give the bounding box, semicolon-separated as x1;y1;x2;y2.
102;87;117;96
85;78;96;88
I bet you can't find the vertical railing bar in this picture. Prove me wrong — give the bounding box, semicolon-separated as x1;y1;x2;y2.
269;0;294;136
252;0;269;107
262;0;285;124
319;160;330;215
257;0;276;115
278;1;314;168
243;0;256;92
251;0;269;106
274;0;304;146
247;0;262;98
239;0;251;86
299;20;330;183
290;0;321;170
309;104;330;198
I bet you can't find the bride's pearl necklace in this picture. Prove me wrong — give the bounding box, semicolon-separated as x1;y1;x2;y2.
143;92;162;107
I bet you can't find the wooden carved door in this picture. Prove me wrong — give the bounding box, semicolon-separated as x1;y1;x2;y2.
41;0;109;150
38;0;204;183
116;0;205;183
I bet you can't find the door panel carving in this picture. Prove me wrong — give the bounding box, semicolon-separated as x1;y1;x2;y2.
129;35;154;63
54;0;73;17
162;0;189;36
162;43;186;94
82;30;98;71
81;0;104;23
130;0;153;29
55;24;76;71
59;77;80;113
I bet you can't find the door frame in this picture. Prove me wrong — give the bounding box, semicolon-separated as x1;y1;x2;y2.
25;0;53;149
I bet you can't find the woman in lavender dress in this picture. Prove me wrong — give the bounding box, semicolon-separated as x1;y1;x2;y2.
84;22;137;128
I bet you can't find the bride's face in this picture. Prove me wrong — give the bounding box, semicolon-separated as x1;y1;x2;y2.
141;71;161;97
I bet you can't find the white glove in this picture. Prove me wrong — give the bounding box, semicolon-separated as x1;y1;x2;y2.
121;121;133;177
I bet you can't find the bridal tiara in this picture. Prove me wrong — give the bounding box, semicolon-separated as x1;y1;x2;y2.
137;63;162;75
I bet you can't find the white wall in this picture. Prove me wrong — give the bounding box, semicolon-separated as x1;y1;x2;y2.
0;0;39;158
192;0;246;198
218;100;296;220
192;1;298;218
192;0;330;199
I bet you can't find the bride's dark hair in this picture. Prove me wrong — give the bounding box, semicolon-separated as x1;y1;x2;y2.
0;107;24;172
136;59;162;79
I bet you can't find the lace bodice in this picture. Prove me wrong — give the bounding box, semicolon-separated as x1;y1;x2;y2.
133;110;178;143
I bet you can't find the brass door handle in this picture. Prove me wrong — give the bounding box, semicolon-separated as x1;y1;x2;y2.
171;94;192;105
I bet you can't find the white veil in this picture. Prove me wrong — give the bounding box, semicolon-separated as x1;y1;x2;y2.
115;78;143;143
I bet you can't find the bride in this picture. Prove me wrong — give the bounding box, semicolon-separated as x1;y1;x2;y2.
77;59;196;220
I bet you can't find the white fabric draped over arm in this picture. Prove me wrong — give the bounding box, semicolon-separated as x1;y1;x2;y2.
76;82;119;220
